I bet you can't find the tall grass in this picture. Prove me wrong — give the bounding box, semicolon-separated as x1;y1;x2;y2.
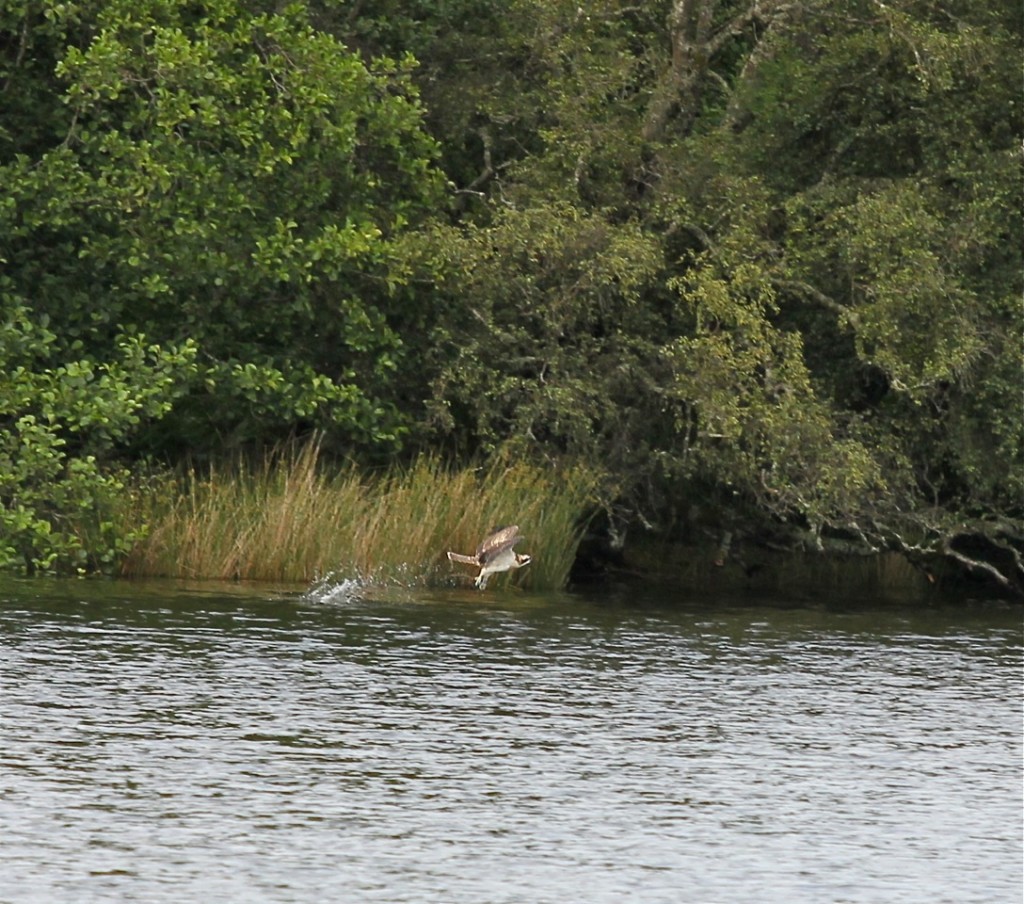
121;443;595;589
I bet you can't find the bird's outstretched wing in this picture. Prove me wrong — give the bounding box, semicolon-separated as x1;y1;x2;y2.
477;525;522;563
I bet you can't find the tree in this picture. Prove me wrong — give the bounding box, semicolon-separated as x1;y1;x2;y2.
398;0;1023;591
0;0;444;571
1;0;444;458
2;0;1020;591
0;303;197;572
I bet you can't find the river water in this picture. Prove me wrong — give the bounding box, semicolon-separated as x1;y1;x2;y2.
1;577;1020;903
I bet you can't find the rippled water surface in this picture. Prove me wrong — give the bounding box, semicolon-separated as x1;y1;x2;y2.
1;577;1021;903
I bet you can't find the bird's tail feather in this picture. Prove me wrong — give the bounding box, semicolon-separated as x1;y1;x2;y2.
447;551;478;565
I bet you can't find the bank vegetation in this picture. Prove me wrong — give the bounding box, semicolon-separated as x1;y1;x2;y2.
1;1;1020;595
121;443;592;588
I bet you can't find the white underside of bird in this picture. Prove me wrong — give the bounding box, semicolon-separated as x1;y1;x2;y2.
447;525;532;589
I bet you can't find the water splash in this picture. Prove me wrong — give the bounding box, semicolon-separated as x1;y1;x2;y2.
303;573;366;605
303;563;455;605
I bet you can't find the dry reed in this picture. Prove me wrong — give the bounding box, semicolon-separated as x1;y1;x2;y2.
121;443;595;589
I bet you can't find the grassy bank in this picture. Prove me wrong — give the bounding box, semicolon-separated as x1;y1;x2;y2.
121;444;595;588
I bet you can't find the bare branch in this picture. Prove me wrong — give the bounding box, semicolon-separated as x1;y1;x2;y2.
644;0;793;142
772;278;860;327
941;536;1023;598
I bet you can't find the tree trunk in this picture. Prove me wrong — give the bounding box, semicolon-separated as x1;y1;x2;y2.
643;1;788;142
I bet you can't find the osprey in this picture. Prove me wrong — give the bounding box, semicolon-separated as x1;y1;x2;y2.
447;525;532;589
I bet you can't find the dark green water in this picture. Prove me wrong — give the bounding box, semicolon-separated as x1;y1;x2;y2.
1;577;1021;903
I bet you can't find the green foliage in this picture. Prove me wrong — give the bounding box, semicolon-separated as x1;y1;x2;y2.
1;0;444;456
668;251;887;526
419;203;669;506
707;0;1023;520
403;0;1021;540
833;182;981;392
1;0;1020;581
0;304;197;572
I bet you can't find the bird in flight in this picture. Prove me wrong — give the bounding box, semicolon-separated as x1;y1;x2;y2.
447;525;532;589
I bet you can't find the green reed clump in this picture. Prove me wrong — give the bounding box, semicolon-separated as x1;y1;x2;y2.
121;443;595;588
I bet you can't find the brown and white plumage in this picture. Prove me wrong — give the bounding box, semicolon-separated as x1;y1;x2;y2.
447;525;532;589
